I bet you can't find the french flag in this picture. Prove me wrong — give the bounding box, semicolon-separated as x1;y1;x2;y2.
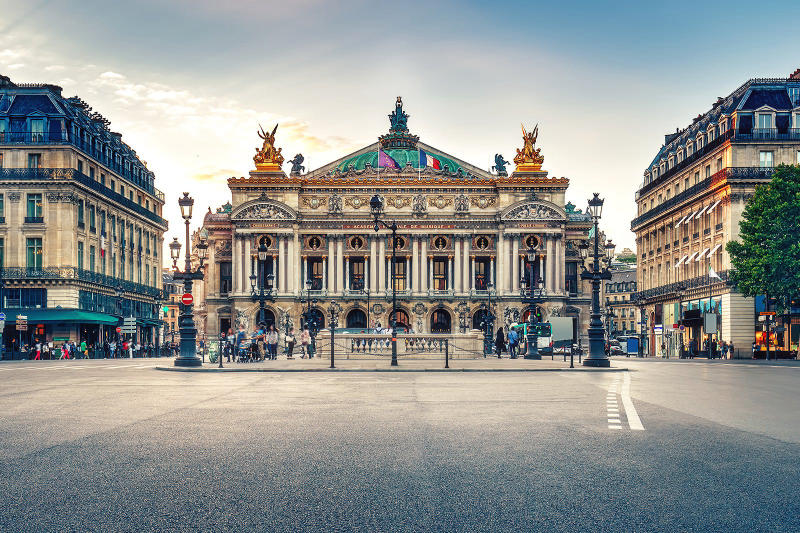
419;149;441;170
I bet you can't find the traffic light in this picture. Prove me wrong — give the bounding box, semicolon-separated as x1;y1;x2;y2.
538;323;551;337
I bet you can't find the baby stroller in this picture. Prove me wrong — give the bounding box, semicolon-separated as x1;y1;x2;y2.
237;341;250;363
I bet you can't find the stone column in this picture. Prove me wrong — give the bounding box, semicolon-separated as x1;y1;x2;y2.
336;236;344;294
365;255;370;292
405;256;411;292
496;229;505;295
244;235;253;292
454;236;462;293
428;255;433;292
302;256;307;290
327;236;335;292
281;237;288;294
370;236;377;293
512;236;520;293
411;236;419;294
345;256;350;291
547;235;556;292
420;238;428;293
463;236;471;294
378;237;386;293
490;256;495;287
556;235;564;293
293;228;300;296
272;254;279;294
285;235;293;295
232;236;241;294
448;256;454;291
322;257;327;290
470;256;476;292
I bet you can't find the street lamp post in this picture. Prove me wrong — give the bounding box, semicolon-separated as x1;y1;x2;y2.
250;238;275;326
170;192;208;368
605;307;616;354
580;193;615;367
370;194;399;366
301;278;319;358
520;244;544;360
479;281;495;357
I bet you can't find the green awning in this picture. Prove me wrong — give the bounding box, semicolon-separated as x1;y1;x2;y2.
5;309;119;325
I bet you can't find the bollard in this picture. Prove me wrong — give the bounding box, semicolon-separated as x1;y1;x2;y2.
330;327;335;369
445;339;449;369
569;346;574;368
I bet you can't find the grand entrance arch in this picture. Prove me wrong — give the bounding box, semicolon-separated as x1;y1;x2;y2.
431;309;452;333
346;308;367;329
256;308;275;328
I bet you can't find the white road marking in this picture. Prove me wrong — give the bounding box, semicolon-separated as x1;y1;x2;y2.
606;376;622;429
621;372;644;431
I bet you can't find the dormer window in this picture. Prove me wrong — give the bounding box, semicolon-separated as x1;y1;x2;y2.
757;113;773;129
793;111;800;129
687;141;694;156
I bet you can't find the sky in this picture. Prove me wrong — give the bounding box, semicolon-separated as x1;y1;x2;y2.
2;0;799;255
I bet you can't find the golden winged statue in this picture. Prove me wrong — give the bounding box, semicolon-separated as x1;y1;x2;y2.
253;123;284;171
513;123;544;171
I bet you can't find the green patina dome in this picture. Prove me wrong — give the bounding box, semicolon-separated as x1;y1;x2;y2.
336;148;461;173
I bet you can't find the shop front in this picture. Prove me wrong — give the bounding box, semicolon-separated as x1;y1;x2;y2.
2;309;119;359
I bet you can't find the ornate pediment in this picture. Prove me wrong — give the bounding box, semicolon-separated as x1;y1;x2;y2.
502;201;565;221
231;198;295;222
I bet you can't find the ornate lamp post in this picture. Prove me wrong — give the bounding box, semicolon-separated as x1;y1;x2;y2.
479;281;495;357
171;193;208;367
250;239;275;326
301;278;319;357
520;244;545;360
580;193;614;367
370;194;399;366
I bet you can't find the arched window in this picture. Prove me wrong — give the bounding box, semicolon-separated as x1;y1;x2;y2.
304;308;325;331
472;309;489;330
430;309;451;333
256;308;275;328
346;308;367;329
391;309;410;331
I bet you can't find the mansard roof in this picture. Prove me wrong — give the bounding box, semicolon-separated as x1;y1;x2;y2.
644;74;800;171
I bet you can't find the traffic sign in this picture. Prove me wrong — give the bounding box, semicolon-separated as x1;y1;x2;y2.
759;311;776;316
116;327;122;333
181;293;194;305
672;323;679;329
0;312;5;320
16;324;27;331
16;314;27;321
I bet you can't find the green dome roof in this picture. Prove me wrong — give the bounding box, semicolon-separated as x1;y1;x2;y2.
336;149;461;173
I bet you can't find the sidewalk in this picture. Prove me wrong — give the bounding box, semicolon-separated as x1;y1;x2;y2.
157;356;626;373
610;355;800;366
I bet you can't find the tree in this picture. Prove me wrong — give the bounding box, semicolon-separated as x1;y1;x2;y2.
727;164;800;312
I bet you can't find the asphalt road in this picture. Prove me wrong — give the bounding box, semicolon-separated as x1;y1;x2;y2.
0;358;798;532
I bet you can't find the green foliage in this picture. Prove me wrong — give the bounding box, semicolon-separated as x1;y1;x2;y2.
616;255;637;264
726;165;800;311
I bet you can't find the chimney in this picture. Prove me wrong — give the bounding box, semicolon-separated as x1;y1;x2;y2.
790;67;800;80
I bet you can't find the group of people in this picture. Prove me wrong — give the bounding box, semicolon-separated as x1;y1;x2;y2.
493;325;526;358
680;338;734;359
219;324;314;363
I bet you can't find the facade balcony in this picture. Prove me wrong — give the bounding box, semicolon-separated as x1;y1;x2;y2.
427;289;453;297
24;216;44;224
0;131;159;195
631;269;730;304
0;266;162;298
0;168;167;228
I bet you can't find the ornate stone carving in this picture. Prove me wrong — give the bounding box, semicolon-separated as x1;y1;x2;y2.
372;303;385;316
302;196;327;210
288;154;304;174
492;154;509;176
412;302;428;316
470;196;496;209
328;194;343;214
428;195;453;209
236;309;249;330
505;203;563;221
385;196;411;209
232;202;293;221
503;307;520;327
454;193;469;213
8;192;21;203
46;192;77;203
344;196;369;209
412;194;427;215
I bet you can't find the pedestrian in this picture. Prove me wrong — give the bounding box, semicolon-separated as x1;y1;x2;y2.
495;326;506;359
80;339;88;359
721;341;728;359
250;327;260;361
34;340;42;360
711;338;718;359
752;340;758;358
266;324;278;360
235;325;247;362
729;341;735;359
300;326;311;358
508;327;518;359
226;328;234;362
286;327;296;359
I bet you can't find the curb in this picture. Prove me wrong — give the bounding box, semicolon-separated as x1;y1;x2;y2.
155;366;628;373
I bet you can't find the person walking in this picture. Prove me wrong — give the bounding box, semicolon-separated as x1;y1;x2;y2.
508;327;518;359
235;325;247;362
286;327;296;359
34;340;42;360
729;341;735;359
266;324;279;360
80;339;88;359
225;328;234;362
495;327;506;359
300;326;311;358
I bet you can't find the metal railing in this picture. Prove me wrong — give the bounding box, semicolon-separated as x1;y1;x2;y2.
0;266;162;298
0;168;167;227
315;331;484;360
631;269;731;303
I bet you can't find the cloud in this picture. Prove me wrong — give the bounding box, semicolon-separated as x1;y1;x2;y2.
44;64;65;71
7;63;25;69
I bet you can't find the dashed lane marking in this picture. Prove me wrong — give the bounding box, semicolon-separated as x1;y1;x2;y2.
606;375;622;430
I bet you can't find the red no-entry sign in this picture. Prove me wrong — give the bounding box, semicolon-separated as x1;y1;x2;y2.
181;293;194;305
116;327;121;333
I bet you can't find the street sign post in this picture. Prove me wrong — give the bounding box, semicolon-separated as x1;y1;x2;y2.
0;312;6;320
16;314;28;331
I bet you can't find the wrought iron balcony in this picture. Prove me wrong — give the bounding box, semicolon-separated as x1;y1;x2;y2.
631;269;730;303
24;216;44;223
0;168;167;227
0;266;162;298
